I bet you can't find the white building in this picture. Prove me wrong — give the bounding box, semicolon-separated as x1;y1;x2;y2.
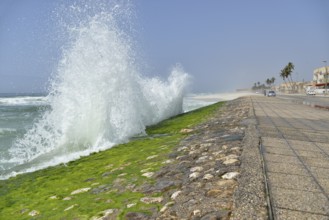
313;66;329;88
277;81;311;93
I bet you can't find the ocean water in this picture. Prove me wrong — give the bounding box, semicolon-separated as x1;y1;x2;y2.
0;95;48;176
0;94;214;179
183;95;217;112
0;1;194;180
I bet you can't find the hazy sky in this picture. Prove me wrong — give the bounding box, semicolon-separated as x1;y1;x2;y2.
0;0;328;93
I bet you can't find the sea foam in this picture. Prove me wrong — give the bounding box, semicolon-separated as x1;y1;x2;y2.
4;1;189;178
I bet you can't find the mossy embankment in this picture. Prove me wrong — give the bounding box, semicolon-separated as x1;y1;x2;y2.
0;102;224;220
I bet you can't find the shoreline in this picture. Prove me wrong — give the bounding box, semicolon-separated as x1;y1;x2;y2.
190;92;255;102
0;97;268;219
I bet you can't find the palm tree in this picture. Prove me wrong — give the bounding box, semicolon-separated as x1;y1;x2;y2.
286;62;295;84
280;69;287;83
252;82;257;90
286;62;295;91
280;62;295;92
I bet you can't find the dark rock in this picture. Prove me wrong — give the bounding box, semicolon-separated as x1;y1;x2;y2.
102;171;113;177
136;183;154;193
90;184;111;194
177;161;192;172
222;134;243;142
154;180;176;192
125;212;151;220
200;210;230;220
154;168;170;178
84;177;96;182
176;155;189;161
168;152;179;158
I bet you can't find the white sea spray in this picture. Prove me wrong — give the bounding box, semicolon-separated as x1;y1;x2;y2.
2;1;190;179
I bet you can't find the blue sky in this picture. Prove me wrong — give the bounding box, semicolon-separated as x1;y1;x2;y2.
0;0;328;93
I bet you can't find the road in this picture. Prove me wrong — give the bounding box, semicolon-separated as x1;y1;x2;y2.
279;94;329;109
251;96;329;219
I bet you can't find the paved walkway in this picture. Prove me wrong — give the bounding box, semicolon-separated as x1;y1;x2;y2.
251;96;329;219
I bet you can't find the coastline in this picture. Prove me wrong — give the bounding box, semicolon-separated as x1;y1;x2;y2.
191;92;255;102
0;97;267;219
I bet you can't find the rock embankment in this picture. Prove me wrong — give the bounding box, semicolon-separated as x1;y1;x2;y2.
127;97;267;219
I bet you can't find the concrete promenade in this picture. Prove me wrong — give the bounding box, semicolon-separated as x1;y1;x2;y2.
252;96;329;219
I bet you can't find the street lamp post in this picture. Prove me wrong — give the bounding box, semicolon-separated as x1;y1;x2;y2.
324;61;328;95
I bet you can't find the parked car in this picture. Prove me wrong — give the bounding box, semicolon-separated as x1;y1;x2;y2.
267;90;276;97
314;89;329;94
306;90;316;95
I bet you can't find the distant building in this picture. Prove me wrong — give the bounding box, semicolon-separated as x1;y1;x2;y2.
313;66;329;88
277;81;312;94
275;66;329;94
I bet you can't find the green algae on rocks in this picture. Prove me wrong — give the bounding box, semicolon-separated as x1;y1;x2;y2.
0;102;224;220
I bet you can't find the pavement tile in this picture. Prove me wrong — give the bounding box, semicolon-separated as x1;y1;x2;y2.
319;148;329;155
266;162;309;176
288;140;321;149
261;132;282;139
259;129;281;138
290;144;323;152
307;136;329;143
253;96;329;218
302;158;329;169
257;118;274;126
261;137;287;147
263;146;294;156
285;120;307;129
317;178;329;194
278;128;308;139
317;143;329;149
278;127;300;132
276;208;329;220
274;120;291;127
283;134;309;142
301;130;328;135
317;144;329;155
303;131;329;141
295;150;328;159
271;187;329;215
264;153;302;165
309;167;329;180
268;173;321;192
